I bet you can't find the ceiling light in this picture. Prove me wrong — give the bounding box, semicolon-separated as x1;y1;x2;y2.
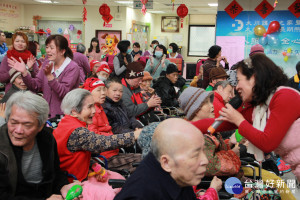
115;1;133;4
208;3;218;7
34;0;59;3
148;11;165;14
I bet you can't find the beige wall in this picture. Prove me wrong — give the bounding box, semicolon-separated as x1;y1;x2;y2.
1;0;217;62
0;0;24;32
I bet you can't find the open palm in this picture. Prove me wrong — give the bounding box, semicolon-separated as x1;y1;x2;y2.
7;57;26;73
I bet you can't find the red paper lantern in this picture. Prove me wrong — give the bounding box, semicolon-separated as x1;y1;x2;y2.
99;3;110;17
177;4;188;28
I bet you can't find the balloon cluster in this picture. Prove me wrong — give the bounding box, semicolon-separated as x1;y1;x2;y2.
254;21;281;47
282;48;292;62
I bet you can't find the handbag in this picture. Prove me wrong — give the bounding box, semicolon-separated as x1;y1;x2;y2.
204;133;241;176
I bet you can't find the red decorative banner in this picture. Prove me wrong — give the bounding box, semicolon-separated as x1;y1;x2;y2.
255;0;274;19
288;0;300;18
102;14;113;26
224;0;243;19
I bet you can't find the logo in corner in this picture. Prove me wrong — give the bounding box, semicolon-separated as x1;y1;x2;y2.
225;177;243;194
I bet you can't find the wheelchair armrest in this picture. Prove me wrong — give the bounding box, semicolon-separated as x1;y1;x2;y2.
241;160;249;166
240;157;255;163
108;179;126;189
218;191;233;199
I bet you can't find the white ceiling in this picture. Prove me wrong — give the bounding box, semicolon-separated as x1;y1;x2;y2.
10;0;218;14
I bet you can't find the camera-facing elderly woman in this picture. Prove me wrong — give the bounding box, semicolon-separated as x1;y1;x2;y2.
53;88;142;181
8;34;80;118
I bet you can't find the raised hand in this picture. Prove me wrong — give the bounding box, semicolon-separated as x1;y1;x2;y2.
44;62;55;81
8;57;27;75
27;55;36;70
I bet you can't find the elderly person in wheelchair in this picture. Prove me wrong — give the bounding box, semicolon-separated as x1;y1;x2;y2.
115;118;222;200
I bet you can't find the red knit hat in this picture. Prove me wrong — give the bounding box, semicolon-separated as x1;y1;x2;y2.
90;60;101;72
83;77;105;92
96;64;112;75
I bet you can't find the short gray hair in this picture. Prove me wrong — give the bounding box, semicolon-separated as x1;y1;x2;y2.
76;43;86;54
5;91;49;127
61;88;91;115
213;80;231;91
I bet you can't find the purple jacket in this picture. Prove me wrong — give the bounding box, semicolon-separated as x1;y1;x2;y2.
0;55;39;92
23;58;80;118
73;52;90;83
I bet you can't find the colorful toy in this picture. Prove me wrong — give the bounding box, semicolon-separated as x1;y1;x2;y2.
65;185;83;200
88;163;108;182
100;34;119;55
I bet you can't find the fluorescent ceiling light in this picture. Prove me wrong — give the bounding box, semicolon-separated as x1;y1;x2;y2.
208;3;218;7
115;1;133;4
34;0;59;3
148;11;165;13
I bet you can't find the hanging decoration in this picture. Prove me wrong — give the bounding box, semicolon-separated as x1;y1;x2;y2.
140;0;148;15
64;28;69;35
282;48;292;62
77;30;82;39
57;28;63;34
82;0;87;24
288;0;300;18
33;16;42;29
171;0;175;11
99;3;113;27
255;0;274;19
46;28;51;37
224;0;243;19
69;24;75;31
36;29;46;36
273;0;278;8
177;4;188;28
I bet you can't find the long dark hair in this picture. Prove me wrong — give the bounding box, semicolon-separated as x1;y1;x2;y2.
46;34;73;59
28;41;37;56
236;53;288;106
88;37;100;53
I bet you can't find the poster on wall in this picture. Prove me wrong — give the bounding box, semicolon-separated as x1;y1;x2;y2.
96;30;121;55
216;11;300;77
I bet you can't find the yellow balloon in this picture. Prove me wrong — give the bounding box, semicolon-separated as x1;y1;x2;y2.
284;56;289;62
254;25;266;36
287;48;292;53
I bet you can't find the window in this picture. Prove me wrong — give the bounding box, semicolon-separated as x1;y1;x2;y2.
188;25;216;57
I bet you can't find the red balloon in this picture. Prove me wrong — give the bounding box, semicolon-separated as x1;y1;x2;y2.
99;4;110;16
177;4;188;18
266;21;280;35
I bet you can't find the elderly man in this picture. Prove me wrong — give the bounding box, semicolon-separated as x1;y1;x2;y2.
0;91;75;200
121;61;161;124
115;118;222;200
213;80;233;117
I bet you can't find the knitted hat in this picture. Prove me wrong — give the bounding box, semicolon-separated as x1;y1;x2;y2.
249;44;264;56
208;45;221;59
90;60;101;72
125;61;144;79
142;71;153;81
83;77;105;92
137;122;160;158
166;63;178;74
179;87;214;120
209;67;229;81
96;63;112;75
9;68;22;83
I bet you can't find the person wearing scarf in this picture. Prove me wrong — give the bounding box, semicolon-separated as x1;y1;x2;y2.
0;32;38;92
7;34;80;118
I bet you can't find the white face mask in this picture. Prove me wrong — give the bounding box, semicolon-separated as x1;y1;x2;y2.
98;75;107;82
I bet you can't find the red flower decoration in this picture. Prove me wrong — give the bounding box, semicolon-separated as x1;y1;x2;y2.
77;30;82;35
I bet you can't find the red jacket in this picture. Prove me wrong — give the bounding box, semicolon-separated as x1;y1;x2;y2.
53;115;91;181
213;92;225;118
88;104;119;159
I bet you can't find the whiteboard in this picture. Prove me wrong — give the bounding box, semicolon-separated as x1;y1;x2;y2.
188;25;216;56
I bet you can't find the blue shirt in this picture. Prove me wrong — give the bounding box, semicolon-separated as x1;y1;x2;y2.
0;42;8;63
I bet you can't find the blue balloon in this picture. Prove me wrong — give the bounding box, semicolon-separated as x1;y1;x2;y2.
57;28;63;34
267;34;280;47
259;36;268;45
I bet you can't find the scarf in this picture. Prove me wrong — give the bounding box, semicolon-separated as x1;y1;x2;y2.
248;92;274;161
7;49;32;64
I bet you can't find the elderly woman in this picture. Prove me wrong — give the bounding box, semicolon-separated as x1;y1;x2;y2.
0;32;38;92
8;34;80;118
53;88;141;182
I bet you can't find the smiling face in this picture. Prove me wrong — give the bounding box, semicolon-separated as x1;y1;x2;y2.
195;99;215;120
236;69;255;103
46;40;65;63
7;105;43;151
91;86;107;105
73;95;96;125
13;35;27;52
107;82;123;102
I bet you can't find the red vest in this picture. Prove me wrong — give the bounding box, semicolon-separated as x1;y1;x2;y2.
88;104;119;159
53;115;91;181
